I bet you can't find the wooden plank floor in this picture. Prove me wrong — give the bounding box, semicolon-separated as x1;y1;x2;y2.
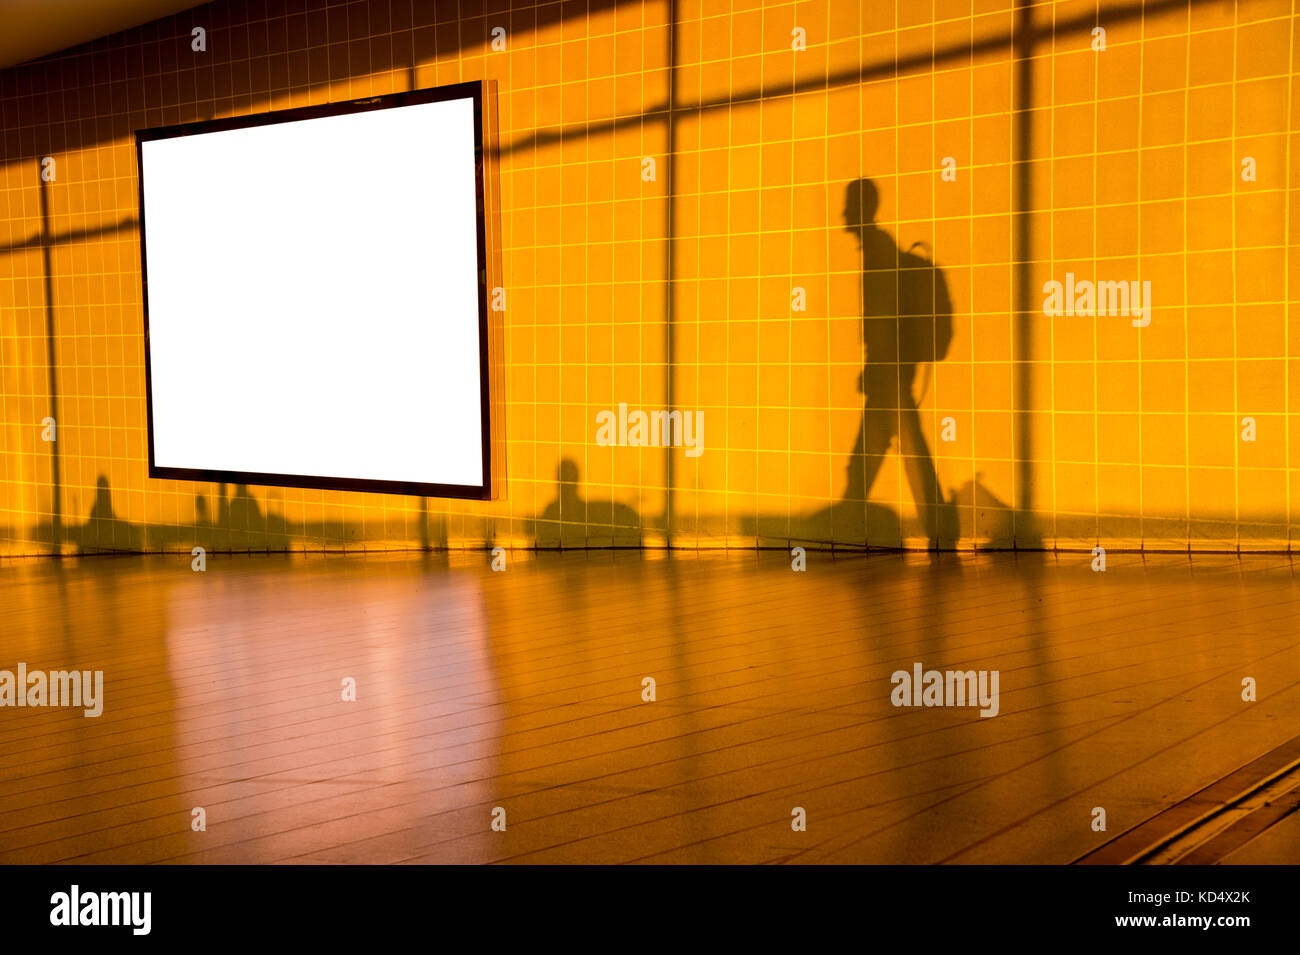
1;549;1298;864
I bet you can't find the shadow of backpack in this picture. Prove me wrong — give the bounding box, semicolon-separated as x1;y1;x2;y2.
897;240;954;365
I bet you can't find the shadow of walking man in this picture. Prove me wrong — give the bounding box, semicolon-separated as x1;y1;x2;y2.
843;177;959;548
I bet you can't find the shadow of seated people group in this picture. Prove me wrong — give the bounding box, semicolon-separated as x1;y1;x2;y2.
65;476;294;553
47;472;460;554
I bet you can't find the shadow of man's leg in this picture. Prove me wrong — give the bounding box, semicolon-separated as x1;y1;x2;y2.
846;365;902;503
897;402;940;539
844;413;892;505
897;391;959;545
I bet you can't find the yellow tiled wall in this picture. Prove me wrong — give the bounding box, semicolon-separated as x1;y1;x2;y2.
1;0;1297;554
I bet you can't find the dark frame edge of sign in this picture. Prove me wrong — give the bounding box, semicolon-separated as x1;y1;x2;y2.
135;79;495;503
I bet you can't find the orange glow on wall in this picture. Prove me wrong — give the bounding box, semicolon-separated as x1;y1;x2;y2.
1;0;1297;554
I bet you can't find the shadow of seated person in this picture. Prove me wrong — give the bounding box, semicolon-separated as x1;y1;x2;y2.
531;459;641;547
71;475;140;552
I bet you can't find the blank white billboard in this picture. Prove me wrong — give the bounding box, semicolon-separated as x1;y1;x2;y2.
137;83;491;498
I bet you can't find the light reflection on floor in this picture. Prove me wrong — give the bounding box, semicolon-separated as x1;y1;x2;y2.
0;549;1297;864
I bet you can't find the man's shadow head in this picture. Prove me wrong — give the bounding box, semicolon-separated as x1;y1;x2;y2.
843;177;879;236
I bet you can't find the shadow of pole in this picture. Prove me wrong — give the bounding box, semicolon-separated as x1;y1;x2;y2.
1013;0;1039;549
38;160;61;553
664;0;679;543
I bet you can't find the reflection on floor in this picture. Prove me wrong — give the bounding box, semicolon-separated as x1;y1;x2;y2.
1;550;1297;864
